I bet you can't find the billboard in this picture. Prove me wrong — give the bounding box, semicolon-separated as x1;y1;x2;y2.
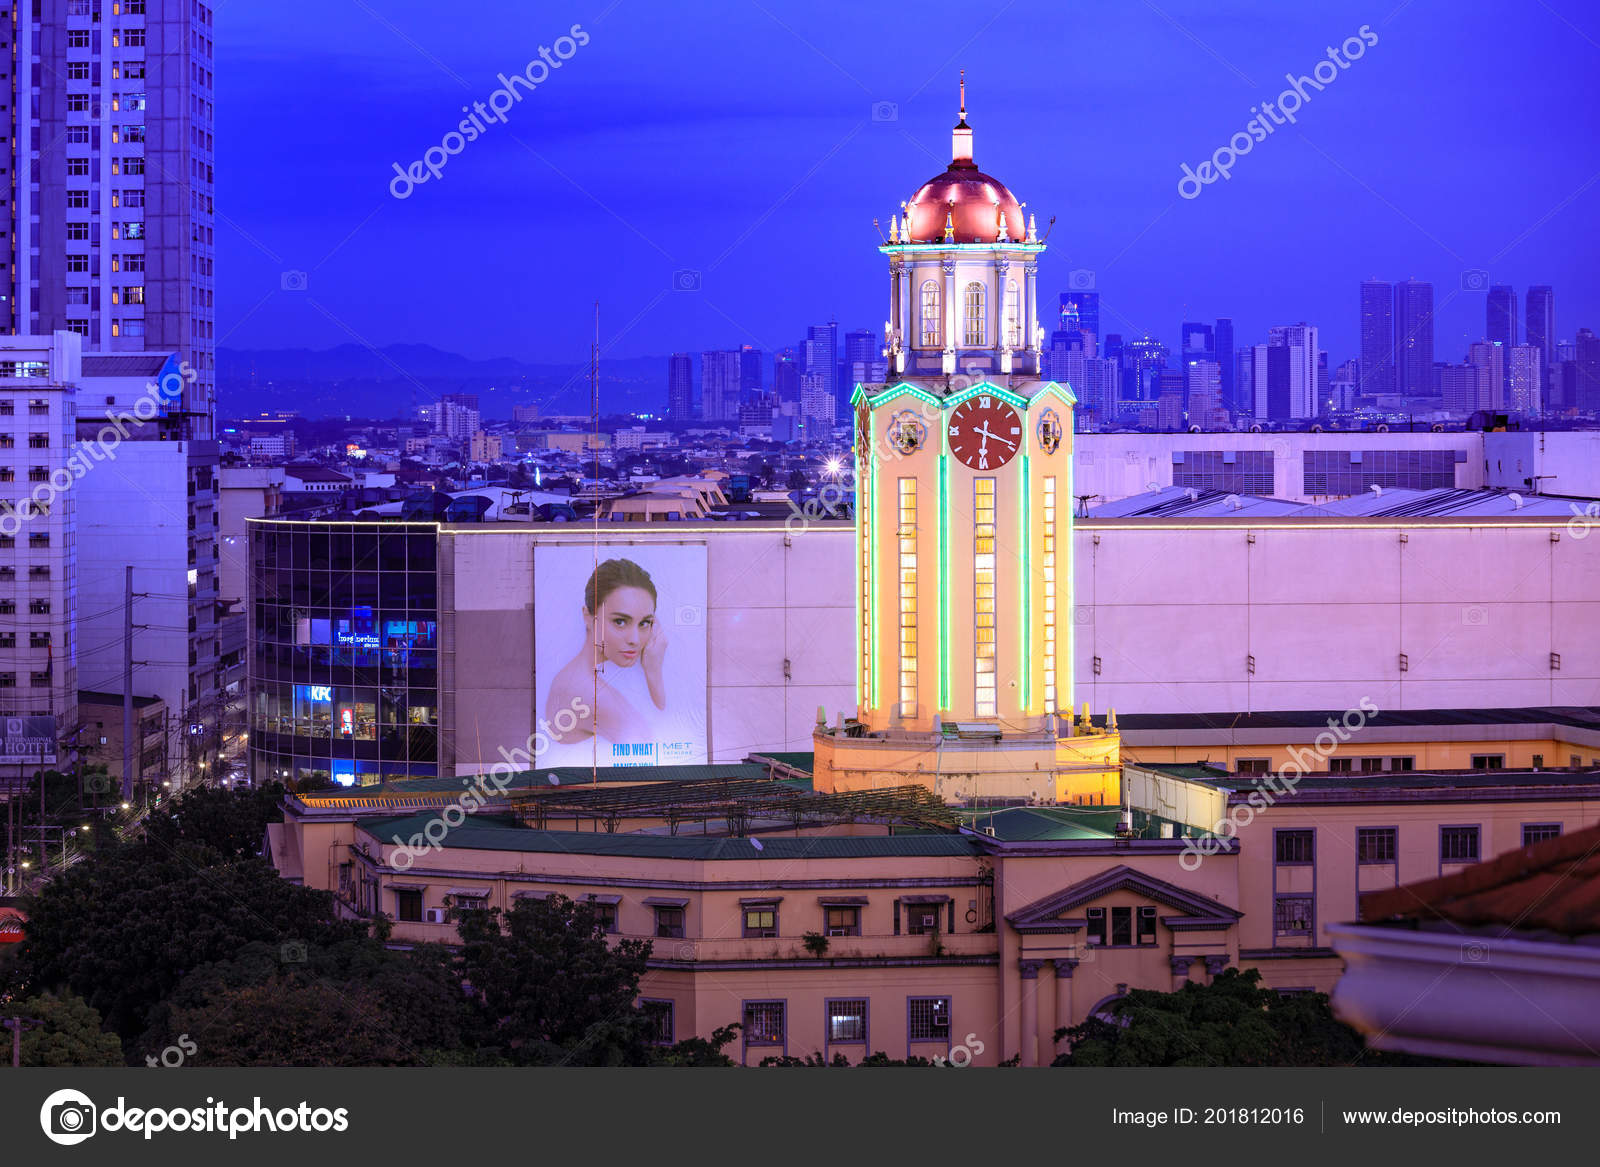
0;715;57;766
533;545;708;768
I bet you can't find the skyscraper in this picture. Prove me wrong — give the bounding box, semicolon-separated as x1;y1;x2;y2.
1265;323;1319;420
1507;345;1542;416
700;350;740;423
1526;286;1555;402
773;347;800;404
844;328;882;387
804;322;839;414
1359;281;1395;396
1467;341;1504;412
9;2;218;436
738;345;764;406
667;353;693;421
1121;336;1168;401
1576;328;1600;413
1185;359;1226;429
1487;286;1518;401
1059;291;1099;351
1214;318;1235;413
1395;280;1434;396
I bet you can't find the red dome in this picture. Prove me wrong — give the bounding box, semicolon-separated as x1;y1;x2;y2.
905;167;1024;244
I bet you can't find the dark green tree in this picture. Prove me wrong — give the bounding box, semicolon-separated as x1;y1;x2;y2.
144;781;286;860
9;990;124;1067
451;895;654;1065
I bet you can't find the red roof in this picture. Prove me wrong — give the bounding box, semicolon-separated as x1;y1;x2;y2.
1360;823;1600;936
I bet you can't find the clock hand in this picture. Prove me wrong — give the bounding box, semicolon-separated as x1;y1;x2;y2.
977;423;1016;449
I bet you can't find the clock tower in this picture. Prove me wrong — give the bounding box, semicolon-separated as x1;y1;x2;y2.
815;81;1120;806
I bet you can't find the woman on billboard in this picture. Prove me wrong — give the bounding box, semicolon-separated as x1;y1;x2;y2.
544;557;668;750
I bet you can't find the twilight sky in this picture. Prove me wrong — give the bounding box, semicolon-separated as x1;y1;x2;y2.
218;0;1600;371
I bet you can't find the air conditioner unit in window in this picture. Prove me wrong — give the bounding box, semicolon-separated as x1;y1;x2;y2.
422;907;447;924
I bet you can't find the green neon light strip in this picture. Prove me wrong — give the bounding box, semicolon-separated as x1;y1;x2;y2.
943;380;1031;410
854;443;864;710
939;444;950;713
869;450;880;712
865;382;943;409
1033;379;1080;407
1020;453;1030;714
1064;425;1075;716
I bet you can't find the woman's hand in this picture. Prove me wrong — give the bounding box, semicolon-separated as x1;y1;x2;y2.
642;630;669;710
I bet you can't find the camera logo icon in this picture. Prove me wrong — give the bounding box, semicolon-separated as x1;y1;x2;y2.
1460;269;1490;291
871;100;899;122
674;604;703;627
1461;941;1489;963
1068;269;1096;290
280;939;309;963
671;269;702;292
281;270;308;292
40;1088;98;1146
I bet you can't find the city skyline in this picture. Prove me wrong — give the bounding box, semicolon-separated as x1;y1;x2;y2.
214;0;1600;374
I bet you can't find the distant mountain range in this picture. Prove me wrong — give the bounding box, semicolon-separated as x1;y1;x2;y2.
217;344;670;420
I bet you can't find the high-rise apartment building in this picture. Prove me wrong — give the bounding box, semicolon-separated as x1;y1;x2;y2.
437;394;479;440
738;345;763;407
1487;286;1517;401
1179;322;1213;404
1395;280;1434;396
1525;286;1554;406
1263;323;1318;420
804;323;838;415
1359;280;1395;395
1467;341;1505;412
773;348;799;404
1507;345;1542;416
1213;318;1235;413
666;353;693;421
1576;328;1600;413
8;1;217;437
1184;359;1226;429
1059;291;1099;351
700;350;740;423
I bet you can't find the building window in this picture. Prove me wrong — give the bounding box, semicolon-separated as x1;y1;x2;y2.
897;478;917;717
28;632;50;648
395;889;422;923
1440;825;1480;863
1110;906;1134;946
742;903;778;939
1389;756;1414;771
1470;754;1504;770
1359;756;1385;772
640;999;674;1044
973;478;997;716
905;903;941;936
1235;758;1270;774
1004;279;1021;348
743;1001;785;1048
919;280;941;347
29;672;50;688
963;282;986;346
908;996;951;1043
1173;450;1275;495
1086;906;1106;946
653;905;685;938
1328;757;1353;773
1042;476;1057;710
1274;895;1314;937
1137;905;1157;944
1357;827;1397;864
827;999;867;1044
1275;829;1314;865
1521;823;1562;847
27;434;48;449
585;897;618;933
824;905;861;937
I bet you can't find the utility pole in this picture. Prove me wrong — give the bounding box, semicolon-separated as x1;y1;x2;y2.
4;1016;44;1068
122;565;134;803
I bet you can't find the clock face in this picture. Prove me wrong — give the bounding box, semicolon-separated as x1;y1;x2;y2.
946;396;1022;470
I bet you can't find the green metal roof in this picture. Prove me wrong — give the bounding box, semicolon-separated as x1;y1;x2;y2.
751;751;816;774
360;812;983;861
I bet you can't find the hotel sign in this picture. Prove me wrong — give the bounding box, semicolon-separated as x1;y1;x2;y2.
0;715;56;765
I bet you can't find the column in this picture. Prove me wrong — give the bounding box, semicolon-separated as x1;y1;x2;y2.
1170;955;1194;990
1052;958;1078;1058
1204;954;1231;980
1023;261;1039;373
1019;960;1043;1067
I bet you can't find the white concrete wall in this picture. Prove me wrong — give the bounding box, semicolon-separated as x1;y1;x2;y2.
1484;431;1600;499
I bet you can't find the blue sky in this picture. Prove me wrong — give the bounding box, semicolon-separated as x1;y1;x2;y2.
218;0;1600;370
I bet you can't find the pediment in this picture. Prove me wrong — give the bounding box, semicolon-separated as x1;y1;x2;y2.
1005;864;1243;934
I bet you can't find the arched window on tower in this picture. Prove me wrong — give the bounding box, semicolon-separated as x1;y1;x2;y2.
964;282;987;347
919;280;941;347
1004;280;1021;348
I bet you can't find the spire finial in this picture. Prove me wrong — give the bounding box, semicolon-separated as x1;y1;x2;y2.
959;70;966;121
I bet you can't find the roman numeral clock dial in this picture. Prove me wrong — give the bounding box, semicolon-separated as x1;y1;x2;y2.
946;396;1021;470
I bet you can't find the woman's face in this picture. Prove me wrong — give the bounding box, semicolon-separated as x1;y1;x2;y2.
593;585;656;666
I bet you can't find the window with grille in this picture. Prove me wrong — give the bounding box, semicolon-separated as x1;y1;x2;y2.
973;478;996;715
586;899;617;933
963;282;986;346
653;905;684;938
905;903;941;935
1521;823;1561;847
1274;895;1314;936
908;996;950;1042
827;999;867;1044
919;280;941;347
641;999;674;1044
742;903;778;938
1004;280;1021;347
1275;829;1314;865
1303;449;1457;495
1357;827;1396;864
898;478;917;716
744;1001;785;1046
824;906;860;936
1172;450;1275;494
1440;826;1480;863
1086;907;1106;946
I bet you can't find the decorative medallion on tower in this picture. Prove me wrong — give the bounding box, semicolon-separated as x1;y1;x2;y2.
1036;408;1063;455
887;409;928;454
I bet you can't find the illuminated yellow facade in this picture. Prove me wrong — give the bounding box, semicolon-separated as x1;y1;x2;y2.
815;89;1120;803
